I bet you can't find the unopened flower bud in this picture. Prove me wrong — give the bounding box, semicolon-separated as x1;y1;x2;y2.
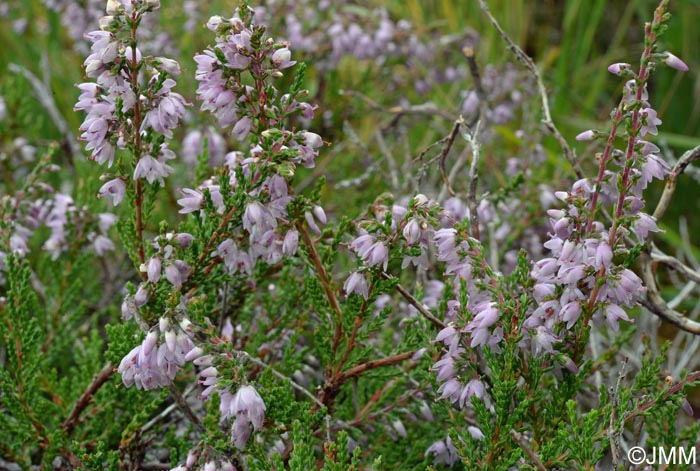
661;52;689;72
607;62;630;75
575;130;596;141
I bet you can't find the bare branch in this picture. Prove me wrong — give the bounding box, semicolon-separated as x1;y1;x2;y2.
167;383;205;432
651;247;700;284
653;144;700;220
463;120;483;240
62;363;114;435
510;431;547;471
380;273;446;329
476;0;580;178
438;120;462;197
235;349;326;410
639;253;700;334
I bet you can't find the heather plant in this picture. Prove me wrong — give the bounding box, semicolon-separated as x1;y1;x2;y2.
2;1;700;471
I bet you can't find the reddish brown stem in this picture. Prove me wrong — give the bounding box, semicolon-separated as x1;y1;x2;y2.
130;15;146;266
337;351;416;382
297;224;344;360
61;363;115;435
585;103;624;235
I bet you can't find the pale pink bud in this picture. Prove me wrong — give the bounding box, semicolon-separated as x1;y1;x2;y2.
134;284;148;307
143;331;158;357
607;62;630;75
662;52;689;72
147;256;161;283
184;346;204;362
575;130;596;141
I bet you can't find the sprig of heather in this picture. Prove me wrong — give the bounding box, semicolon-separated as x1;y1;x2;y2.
112;5;330;454
542;0;686;348
0;148;115;285
75;0;188;266
421;1;689;464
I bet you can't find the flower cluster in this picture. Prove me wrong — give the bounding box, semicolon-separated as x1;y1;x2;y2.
75;0;187;190
117;315;195;390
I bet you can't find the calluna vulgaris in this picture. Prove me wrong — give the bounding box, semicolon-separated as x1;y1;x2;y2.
1;0;699;470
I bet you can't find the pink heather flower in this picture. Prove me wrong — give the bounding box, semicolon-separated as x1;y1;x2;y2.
468;426;485;440
312;206;327;225
165;263;182;288
92;235;115;256
176;188;204;214
604;304;632;332
301;131;323;150
134;284;148;307
155;57;181;76
344;271;369;299
432;355;457;382
367;241;389;269
403;218;422;245
594;241;613;269
607;62;630;75
97;178;126;205
118;327;194;390
173;232;195;248
575;130;596;141
304;211;321;234
435;325;460;347
641;154;669;183
133;154;173;185
147;256;161;283
560;301;582;329
640;108;662;136
231;116;252;141
271;47;295;69
282;230;299;255
243;201;277;236
222;385;266;449
426;436;460;467
531;326;558;356
662;52;689;72
623;79;648;105
633;213;660;240
141;78;188;139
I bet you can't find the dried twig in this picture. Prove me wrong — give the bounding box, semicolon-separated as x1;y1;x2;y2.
639;252;700;334
380;273;446;329
438;120;462;197
510;430;547;471
651;247;700;284
167;383;205;432
340;89;456;121
141;384;197;432
476;0;579;178
463;120;483;240
653;144;700;220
